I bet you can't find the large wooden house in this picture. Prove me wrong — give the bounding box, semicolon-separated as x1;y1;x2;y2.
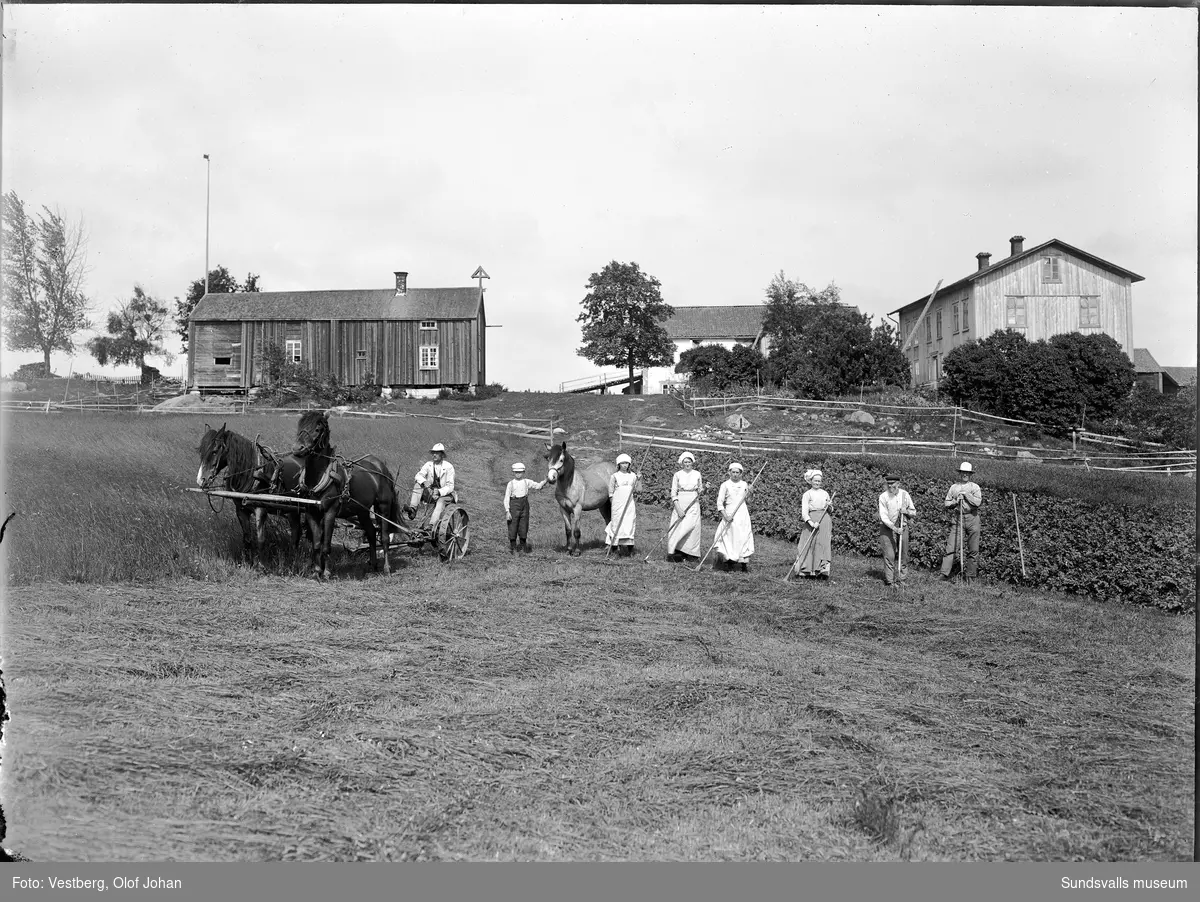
187;271;486;393
892;236;1143;387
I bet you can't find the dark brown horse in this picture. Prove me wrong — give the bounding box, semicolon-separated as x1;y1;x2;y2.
543;440;614;556
292;410;401;579
196;422;306;563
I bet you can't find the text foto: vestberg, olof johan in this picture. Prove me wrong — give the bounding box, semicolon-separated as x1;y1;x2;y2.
13;876;184;891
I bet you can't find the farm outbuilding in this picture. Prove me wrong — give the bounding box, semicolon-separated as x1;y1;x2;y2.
187;271;486;394
892;235;1144;388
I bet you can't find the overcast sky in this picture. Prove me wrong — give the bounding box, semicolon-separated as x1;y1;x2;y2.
3;4;1196;388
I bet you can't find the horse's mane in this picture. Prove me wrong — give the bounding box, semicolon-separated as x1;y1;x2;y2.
296;410;335;457
214;427;261;494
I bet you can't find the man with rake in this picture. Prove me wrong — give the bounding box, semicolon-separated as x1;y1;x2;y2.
878;473;917;587
941;461;982;582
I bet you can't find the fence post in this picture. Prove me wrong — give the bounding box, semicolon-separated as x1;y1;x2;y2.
619;420;623;453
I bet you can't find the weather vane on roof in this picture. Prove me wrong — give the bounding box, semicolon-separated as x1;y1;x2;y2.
471;266;490;294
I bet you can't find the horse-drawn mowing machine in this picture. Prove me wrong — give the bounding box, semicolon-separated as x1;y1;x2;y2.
188;485;471;565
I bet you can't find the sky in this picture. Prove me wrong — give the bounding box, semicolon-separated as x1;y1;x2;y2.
2;4;1196;389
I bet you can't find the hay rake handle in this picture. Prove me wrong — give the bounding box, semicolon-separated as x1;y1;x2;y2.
783;491;836;582
695;460;768;572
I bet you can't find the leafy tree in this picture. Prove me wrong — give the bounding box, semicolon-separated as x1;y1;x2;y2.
941;330;1079;428
174;266;261;353
1047;332;1135;424
759;273;909;397
1103;382;1197;449
576;260;675;394
86;285;175;383
1;191;92;375
676;343;765;390
676;344;729;382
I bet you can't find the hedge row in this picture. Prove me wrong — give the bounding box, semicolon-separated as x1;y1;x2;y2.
632;448;1195;613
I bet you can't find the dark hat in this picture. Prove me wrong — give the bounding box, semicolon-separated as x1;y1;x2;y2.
884;473;900;482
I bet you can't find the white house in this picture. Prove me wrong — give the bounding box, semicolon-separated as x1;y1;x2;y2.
641;305;770;393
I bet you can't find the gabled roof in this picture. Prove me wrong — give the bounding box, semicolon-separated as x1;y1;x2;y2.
1133;347;1162;373
664;305;766;341
891;239;1145;316
1163;365;1196;386
191;287;482;322
663;303;861;342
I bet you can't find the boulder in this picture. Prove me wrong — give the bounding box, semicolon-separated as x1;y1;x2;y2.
1;381;28;393
642;415;667;426
1016;450;1042;463
725;413;751;430
845;410;875;426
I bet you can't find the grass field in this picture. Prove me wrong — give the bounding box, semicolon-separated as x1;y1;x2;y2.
0;401;1194;861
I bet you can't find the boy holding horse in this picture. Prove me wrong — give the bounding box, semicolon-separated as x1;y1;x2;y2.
504;462;547;554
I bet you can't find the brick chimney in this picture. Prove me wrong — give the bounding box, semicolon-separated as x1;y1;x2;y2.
976;252;992;271
1009;235;1025;257
394;271;408;295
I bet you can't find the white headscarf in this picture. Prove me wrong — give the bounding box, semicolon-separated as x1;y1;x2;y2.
678;451;696;465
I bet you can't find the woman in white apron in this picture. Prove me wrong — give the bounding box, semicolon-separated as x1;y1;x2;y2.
666;451;703;563
796;469;833;579
605;453;641;557
715;461;754;572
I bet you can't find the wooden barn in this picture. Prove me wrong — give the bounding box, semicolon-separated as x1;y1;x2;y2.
187;271;486;393
892;236;1143;387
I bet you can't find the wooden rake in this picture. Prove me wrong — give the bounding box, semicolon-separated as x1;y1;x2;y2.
783;491;837;583
645;493;702;563
605;440;655;559
694;460;768;573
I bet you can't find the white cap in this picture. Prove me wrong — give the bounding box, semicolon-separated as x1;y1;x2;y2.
959;461;973;473
616;453;632;466
678;451;696;464
431;442;446;453
512;463;525;472
728;461;744;473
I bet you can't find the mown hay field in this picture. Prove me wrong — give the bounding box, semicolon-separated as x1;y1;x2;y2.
0;406;1194;861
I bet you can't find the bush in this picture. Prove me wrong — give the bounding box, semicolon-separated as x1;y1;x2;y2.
11;361;54;380
633;448;1194;613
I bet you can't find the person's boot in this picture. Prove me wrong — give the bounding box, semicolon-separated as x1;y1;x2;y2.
509;540;517;555
740;562;749;573
521;541;531;554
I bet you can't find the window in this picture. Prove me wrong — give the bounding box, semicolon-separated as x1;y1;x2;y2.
1080;297;1100;327
419;345;439;370
925;317;932;343
1005;297;1027;330
356;349;368;361
935;309;943;340
214;356;231;366
952;303;960;334
420;320;437;331
1042;255;1061;282
961;302;969;333
285;340;302;363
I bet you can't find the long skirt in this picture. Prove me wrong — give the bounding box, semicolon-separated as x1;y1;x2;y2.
796;510;832;576
605;486;637;547
716;507;754;563
667;492;702;557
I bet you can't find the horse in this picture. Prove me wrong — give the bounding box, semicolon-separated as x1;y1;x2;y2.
292;410;401;579
196;422;307;563
543;440;615;556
